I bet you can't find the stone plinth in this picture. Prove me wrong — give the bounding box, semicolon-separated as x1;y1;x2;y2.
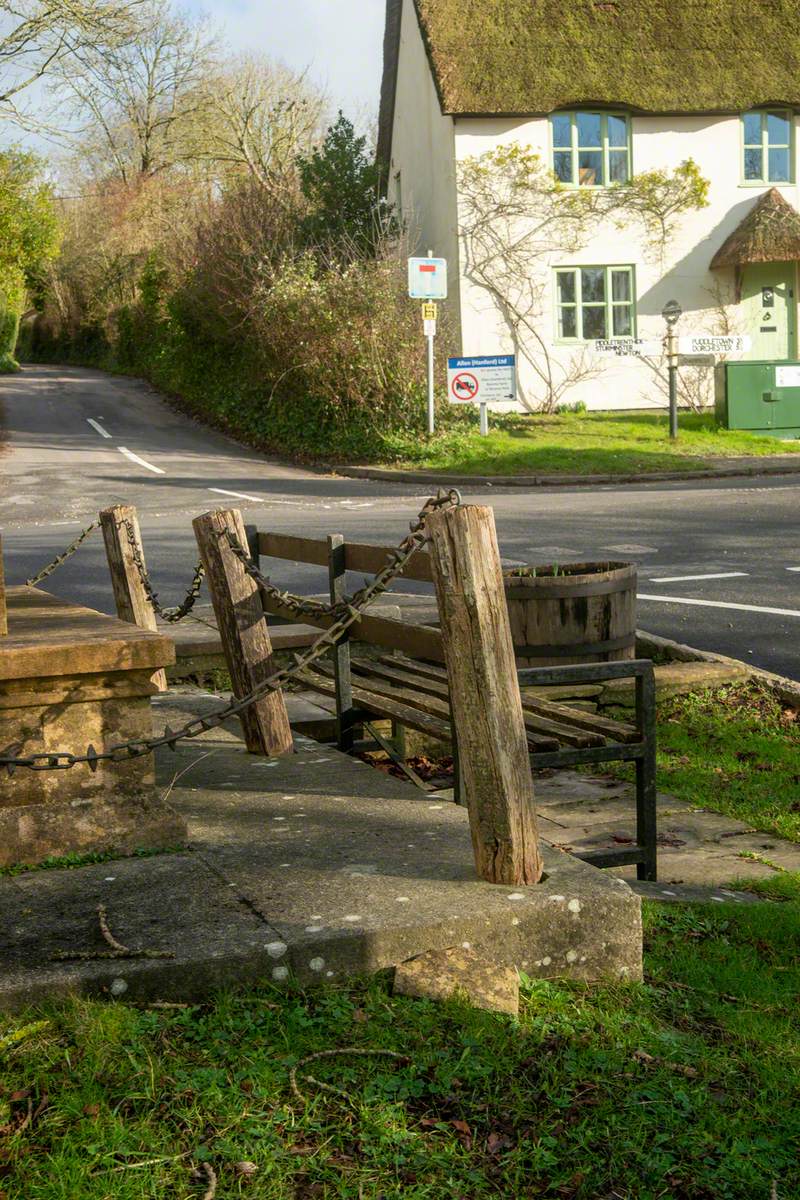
0;587;186;867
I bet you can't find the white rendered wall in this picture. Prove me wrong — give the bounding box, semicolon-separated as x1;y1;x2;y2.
453;114;798;411
387;0;460;323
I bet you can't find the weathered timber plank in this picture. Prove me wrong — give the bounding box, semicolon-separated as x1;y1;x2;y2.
348;659;561;751
99;505;167;692
193;509;293;756
257;532;434;583
427;504;543;886
298;668;452;740
259;592;445;662
520;694;638;743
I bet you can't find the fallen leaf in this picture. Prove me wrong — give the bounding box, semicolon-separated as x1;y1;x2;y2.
233;1161;258;1177
486;1130;514;1155
82;1104;100;1118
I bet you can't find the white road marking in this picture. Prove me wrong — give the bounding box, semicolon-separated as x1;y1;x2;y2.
209;487;262;502
86;418;110;438
118;446;165;475
639;593;800;619
648;572;749;583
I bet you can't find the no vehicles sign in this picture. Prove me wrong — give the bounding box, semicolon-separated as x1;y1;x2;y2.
447;355;517;405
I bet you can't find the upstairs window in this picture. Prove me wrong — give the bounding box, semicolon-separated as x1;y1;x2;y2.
742;110;793;183
551;111;630;186
555;266;636;340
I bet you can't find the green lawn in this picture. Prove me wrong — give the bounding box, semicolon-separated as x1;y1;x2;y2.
646;682;800;844
1;900;798;1200
378;411;800;476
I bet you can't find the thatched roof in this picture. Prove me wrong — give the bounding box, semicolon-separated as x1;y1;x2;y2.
710;189;800;269
379;0;800;141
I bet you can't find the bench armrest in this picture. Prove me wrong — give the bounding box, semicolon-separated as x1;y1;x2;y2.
516;658;654;687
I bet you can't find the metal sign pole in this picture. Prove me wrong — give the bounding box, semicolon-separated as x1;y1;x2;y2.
479;402;488;436
427;330;435;435
668;327;678;440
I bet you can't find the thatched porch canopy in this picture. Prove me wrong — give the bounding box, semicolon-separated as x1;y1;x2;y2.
710;189;800;269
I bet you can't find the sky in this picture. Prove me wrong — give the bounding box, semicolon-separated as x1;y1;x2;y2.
188;0;386;122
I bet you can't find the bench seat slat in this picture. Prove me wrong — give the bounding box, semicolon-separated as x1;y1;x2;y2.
298;668;453;741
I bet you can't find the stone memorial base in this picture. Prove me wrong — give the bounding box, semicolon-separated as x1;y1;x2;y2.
0;587;186;867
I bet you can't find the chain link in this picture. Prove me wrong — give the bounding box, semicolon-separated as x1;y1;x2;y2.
25;521;101;587
117;517;205;623
1;490;460;774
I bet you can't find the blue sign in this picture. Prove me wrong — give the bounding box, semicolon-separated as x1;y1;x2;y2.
447;355;517;404
408;256;448;299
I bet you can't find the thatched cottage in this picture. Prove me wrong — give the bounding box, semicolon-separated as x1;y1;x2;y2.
378;0;800;412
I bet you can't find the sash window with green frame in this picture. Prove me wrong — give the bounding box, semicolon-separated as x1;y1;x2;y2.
551;111;630;186
556;266;636;340
742;110;793;183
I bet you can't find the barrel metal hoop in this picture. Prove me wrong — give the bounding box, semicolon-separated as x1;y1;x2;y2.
513;634;636;658
504;576;635;601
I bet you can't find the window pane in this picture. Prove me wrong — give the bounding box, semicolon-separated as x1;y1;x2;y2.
744;147;763;180
576;111;602;147
767;111;790;146
609;150;629;182
769;147;791;181
581;268;606;302
611;270;631;301
613;306;633;336
578;150;603;185
551;113;572;147
557;272;576;303
743;111;762;145
607;114;628;147
559;307;578;338
582;306;607;339
553;150;573;182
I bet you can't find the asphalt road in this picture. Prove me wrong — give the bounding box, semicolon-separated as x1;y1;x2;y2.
4;364;800;680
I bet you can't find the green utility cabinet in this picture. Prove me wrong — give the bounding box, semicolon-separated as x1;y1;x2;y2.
715;361;800;437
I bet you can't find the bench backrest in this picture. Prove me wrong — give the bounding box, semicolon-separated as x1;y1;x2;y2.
253;529;445;662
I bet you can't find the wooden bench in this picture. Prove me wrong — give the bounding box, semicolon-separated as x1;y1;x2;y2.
249;527;658;881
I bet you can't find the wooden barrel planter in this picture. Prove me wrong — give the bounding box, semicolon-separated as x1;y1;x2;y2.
503;562;637;667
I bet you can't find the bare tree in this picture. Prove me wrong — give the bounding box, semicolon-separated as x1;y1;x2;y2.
190;56;326;195
0;0;144;120
48;0;216;181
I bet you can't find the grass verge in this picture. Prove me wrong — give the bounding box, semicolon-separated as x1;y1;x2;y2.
378;411;800;476
0;901;797;1199
649;682;800;843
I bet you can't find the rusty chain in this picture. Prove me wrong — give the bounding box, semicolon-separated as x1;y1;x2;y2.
118;517;205;623
1;490;460;775
25;520;101;586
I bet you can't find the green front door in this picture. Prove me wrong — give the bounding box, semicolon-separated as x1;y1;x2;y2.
741;261;796;360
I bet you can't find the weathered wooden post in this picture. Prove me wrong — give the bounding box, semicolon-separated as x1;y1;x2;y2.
0;535;7;637
426;504;543;885
193;508;293;756
100;504;167;692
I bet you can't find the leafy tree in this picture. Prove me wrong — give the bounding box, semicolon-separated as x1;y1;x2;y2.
0;150;60;370
298;112;395;259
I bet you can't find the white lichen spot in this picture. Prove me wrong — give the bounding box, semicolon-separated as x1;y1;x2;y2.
548;895;566;903
343;915;362;923
462;942;471;950
266;941;288;959
110;978;127;996
309;957;325;972
272;816;286;821
661;890;677;897
541;956;552;966
507;893;525;901
326;970;334;978
511;917;520;927
279;862;291;868
271;965;289;982
533;960;542;968
568;899;582;914
305;925;324;933
565;950;578;964
428;804;443;810
395;896;410;904
580;956;587;963
104;877;116;882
